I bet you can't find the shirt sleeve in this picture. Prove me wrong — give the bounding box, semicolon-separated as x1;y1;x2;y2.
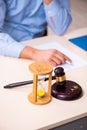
0;33;26;57
44;0;72;35
0;0;26;58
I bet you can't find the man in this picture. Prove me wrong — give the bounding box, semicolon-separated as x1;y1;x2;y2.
0;0;72;66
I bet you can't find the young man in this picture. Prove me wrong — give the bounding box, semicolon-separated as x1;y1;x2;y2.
0;0;72;66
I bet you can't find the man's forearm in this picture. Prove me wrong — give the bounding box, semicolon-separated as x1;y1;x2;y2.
44;0;52;5
44;0;72;35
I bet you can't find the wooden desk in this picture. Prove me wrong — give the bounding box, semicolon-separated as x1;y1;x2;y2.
0;32;87;130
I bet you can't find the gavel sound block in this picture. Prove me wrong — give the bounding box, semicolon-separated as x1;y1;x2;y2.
28;62;53;105
51;67;82;100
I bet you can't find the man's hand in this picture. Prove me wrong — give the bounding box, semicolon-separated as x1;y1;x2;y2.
44;0;52;5
19;46;72;67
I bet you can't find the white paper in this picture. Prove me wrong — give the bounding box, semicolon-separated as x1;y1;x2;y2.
34;42;87;71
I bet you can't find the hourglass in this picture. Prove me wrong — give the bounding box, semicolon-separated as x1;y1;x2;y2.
28;61;53;105
51;67;82;100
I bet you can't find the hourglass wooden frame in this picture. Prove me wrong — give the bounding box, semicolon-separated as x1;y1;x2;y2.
28;62;53;105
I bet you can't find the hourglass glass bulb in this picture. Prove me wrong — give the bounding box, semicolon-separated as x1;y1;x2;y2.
37;80;45;97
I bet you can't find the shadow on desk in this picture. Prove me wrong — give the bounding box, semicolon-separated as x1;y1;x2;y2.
50;116;87;130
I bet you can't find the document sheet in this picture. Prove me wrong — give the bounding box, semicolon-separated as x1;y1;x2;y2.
34;42;87;72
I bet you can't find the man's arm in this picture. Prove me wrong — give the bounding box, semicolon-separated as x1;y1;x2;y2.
0;0;26;57
0;33;26;57
44;0;72;35
0;0;72;66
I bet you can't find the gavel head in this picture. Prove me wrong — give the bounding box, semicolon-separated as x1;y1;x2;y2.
54;67;65;77
54;67;66;85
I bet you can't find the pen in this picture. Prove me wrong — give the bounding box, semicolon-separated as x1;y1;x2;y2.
4;75;56;88
65;60;72;65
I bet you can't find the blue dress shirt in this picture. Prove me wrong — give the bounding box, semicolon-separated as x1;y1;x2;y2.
0;0;72;57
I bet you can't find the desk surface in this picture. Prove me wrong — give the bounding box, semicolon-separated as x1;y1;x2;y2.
65;27;87;39
0;28;87;130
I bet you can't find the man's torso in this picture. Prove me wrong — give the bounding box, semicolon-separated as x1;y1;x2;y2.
3;0;47;41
